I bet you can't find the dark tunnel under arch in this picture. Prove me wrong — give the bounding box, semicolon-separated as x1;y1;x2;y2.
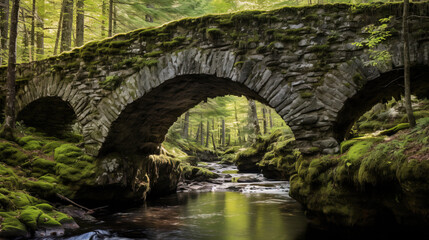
17;96;78;137
333;66;429;141
99;74;274;156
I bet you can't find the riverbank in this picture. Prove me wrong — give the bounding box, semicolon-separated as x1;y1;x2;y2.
290;117;429;228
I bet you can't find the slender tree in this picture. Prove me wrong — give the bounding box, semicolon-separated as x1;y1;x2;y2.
247;98;260;142
0;0;9;65
101;0;106;37
36;0;44;59
29;0;38;61
1;0;20;139
108;0;113;37
403;0;416;127
221;118;225;147
75;0;84;47
182;111;189;139
262;106;268;134
20;9;30;62
54;0;66;55
60;0;73;52
205;120;210;147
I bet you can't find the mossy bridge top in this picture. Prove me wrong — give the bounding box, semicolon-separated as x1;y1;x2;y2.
0;2;429;157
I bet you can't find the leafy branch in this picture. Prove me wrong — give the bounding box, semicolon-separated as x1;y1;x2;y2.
353;16;393;67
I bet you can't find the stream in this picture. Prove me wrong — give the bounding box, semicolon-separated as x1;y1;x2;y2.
31;162;420;240
39;162;309;240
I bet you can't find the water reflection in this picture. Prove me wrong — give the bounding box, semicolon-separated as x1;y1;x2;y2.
60;191;308;240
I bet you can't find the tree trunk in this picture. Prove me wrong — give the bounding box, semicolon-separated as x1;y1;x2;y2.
182;111;189;139
145;3;153;22
262;106;267;134
221;119;225;147
54;0;66;55
1;0;19;139
247;98;260;142
403;0;416;127
75;0;84;47
113;4;117;34
269;108;273;128
211;133;216;150
234;101;242;144
36;0;44;59
101;0;106;37
0;0;9;65
195;123;201;143
20;9;29;62
30;0;36;61
60;0;73;53
200;121;204;145
205;120;209;147
108;0;113;37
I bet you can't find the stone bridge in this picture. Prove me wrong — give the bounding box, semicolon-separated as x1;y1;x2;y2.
1;2;429;157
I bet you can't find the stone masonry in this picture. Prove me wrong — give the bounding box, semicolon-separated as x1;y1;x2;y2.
0;2;429;156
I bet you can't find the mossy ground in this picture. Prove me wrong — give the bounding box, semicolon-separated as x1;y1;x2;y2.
0;129;92;237
290;117;429;227
234;128;299;179
352;98;429;137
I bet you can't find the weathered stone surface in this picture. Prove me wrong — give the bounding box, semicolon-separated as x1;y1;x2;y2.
0;2;428;157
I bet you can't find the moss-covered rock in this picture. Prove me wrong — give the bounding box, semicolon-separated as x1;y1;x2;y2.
290;117;429;228
235;129;298;178
181;164;219;181
0;211;29;238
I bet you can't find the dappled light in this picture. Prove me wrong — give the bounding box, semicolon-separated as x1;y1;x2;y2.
1;0;429;238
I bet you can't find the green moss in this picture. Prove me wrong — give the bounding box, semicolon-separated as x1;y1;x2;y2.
206;28;224;40
379;123;410;136
0;142;29;166
0;211;28;237
181;164;219;181
300;91;314;98
303;13;319;22
47;210;73;224
144;50;163;58
344;138;382;163
24;179;55;197
309;44;329;53
352;73;364;88
8;191;38;208
54;144;82;165
100;75;122;90
19;206;43;230
340;139;358;154
35;203;53;212
222;170;238;174
41;141;63;154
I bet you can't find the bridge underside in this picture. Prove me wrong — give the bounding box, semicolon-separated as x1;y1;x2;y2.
334;66;429;140
17;97;77;137
99;74;266;156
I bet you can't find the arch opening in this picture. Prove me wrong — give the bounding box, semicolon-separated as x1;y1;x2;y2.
99;74;291;156
17;97;79;138
333;66;429;141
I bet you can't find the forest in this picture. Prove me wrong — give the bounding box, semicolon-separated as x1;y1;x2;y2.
1;0;429;239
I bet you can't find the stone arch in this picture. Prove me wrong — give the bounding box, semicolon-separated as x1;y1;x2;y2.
331;64;429;141
94;48;307;156
17;96;77;136
14;74;93;141
99;74;269;155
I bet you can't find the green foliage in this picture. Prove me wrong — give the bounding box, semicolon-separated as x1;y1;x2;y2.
352;16;392;66
100;76;122;90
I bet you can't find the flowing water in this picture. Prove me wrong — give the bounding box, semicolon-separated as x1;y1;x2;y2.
34;162;423;240
41;162;311;240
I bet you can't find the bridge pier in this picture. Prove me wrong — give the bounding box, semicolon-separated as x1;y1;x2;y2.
290;126;340;155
